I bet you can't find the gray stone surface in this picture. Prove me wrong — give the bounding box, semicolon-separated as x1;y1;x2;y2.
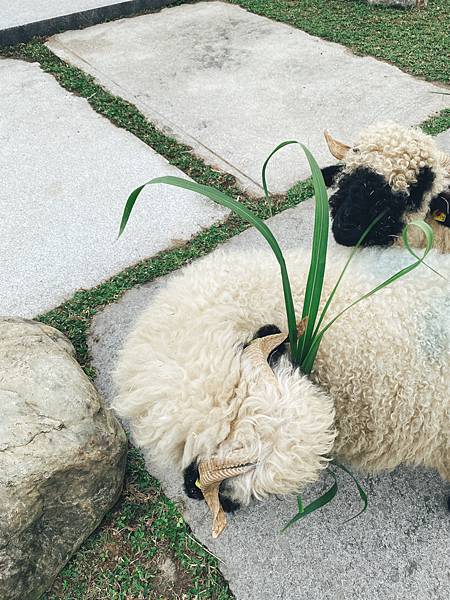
47;1;450;195
0;1;175;46
0;58;227;318
0;0;121;28
0;317;127;600
89;201;450;600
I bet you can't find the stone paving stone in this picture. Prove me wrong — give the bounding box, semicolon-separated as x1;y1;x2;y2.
0;1;174;45
0;0;121;29
0;58;227;318
89;200;450;600
47;1;450;195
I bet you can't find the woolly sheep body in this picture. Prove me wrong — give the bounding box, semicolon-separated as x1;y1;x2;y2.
114;245;450;505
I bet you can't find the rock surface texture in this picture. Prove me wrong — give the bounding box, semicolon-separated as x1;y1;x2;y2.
0;318;127;600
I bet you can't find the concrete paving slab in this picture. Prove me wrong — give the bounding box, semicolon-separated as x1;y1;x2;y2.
0;1;174;46
89;200;450;600
47;1;450;195
0;58;227;318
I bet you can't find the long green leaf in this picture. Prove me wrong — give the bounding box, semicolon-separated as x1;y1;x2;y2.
297;146;329;365
312;210;388;340
301;220;435;373
261;140;299;217
261;141;329;364
119;175;299;352
281;470;338;532
332;461;368;522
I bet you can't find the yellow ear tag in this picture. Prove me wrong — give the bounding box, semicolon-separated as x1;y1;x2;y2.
433;210;446;223
195;479;202;489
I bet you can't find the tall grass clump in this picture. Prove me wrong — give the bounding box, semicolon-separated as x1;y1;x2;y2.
120;142;434;527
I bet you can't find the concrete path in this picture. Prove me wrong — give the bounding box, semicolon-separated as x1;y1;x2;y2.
0;58;227;318
47;1;450;195
89;201;450;600
0;0;174;46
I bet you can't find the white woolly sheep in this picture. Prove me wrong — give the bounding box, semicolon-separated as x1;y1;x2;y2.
322;122;450;252
113;245;449;536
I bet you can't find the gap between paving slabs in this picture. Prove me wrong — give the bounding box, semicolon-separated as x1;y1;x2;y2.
4;29;448;600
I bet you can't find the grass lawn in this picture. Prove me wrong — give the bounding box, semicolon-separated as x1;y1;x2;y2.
229;0;450;85
4;1;448;598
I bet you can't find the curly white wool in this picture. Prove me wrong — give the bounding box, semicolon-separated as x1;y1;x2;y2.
114;246;450;505
343;122;446;197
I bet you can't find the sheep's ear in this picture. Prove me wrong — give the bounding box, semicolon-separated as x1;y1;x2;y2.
324;130;351;159
321;164;343;187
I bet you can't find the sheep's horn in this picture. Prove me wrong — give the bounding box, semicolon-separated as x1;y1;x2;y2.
439;152;450;174
324;130;351;160
243;332;288;383
199;458;255;538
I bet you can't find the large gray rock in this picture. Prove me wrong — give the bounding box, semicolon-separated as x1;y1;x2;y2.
0;318;127;600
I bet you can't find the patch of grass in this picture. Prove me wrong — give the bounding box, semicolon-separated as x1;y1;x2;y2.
420;107;450;136
44;446;232;600
229;0;450;86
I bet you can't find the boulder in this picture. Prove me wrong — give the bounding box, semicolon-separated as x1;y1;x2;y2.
0;318;127;600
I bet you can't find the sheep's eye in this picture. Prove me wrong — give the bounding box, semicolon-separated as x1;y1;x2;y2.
352;147;360;153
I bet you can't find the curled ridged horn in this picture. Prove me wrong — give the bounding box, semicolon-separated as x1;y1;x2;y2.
243;332;288;383
199;458;255;538
324;130;351;160
439;152;450;174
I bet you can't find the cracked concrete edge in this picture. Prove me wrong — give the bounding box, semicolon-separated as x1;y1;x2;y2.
0;0;177;46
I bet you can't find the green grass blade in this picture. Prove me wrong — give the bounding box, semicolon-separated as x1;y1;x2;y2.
296;146;329;364
119;175;299;351
261;141;329;364
262;140;298;217
301;220;435;374
311;210;388;340
332;461;368;522
281;470;338;532
119;183;147;237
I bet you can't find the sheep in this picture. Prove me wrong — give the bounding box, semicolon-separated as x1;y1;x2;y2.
321;122;450;252
113;244;449;536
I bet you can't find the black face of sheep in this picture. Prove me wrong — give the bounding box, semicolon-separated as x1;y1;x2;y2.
321;125;450;249
325;164;435;247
